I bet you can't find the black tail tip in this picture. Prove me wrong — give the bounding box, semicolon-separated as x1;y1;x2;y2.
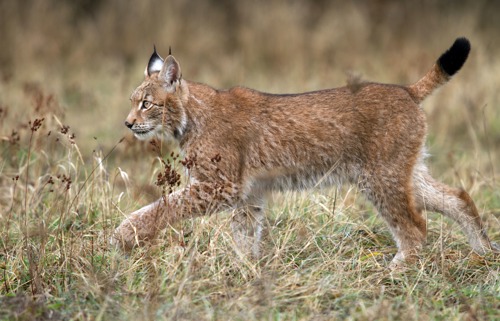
437;37;471;76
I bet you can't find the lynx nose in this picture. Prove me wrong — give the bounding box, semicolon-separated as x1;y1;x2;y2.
124;120;134;129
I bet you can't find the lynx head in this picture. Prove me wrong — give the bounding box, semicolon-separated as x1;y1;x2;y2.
125;47;188;140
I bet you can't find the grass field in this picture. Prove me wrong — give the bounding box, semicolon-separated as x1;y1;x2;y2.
1;1;499;320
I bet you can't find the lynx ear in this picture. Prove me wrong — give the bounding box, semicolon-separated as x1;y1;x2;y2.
159;55;182;91
145;46;164;77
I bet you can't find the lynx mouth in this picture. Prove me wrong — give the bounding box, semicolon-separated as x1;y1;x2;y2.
132;128;155;140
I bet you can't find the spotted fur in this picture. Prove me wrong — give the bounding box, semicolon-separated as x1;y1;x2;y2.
113;38;498;268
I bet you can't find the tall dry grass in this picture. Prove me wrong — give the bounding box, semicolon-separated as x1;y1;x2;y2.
0;0;499;320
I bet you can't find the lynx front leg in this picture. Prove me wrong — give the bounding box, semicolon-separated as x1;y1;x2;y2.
111;197;171;251
112;182;241;250
231;205;265;259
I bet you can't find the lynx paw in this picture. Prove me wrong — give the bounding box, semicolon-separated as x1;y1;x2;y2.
388;250;419;271
491;242;500;253
110;223;140;251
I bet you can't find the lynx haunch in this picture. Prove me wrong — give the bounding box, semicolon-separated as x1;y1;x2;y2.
112;38;498;268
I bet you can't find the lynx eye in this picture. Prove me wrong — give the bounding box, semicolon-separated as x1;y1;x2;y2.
141;101;153;110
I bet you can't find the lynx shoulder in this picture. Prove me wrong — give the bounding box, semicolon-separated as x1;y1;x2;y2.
113;38;498;268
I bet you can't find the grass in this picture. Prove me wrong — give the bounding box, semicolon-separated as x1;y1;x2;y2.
1;1;500;320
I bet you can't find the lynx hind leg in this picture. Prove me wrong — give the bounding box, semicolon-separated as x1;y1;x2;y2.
230;204;265;259
412;165;496;254
361;175;427;269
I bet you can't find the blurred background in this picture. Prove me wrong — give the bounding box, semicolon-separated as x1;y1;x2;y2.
1;0;499;202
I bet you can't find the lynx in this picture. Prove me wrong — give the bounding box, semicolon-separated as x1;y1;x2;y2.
112;38;498;268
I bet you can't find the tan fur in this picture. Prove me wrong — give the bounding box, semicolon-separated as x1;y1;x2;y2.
112;43;498;268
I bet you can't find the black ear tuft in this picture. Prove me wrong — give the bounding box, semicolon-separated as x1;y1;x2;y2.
169;46;172;55
437;37;471;76
146;46;164;76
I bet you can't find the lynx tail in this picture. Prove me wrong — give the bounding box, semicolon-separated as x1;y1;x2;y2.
408;37;470;103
